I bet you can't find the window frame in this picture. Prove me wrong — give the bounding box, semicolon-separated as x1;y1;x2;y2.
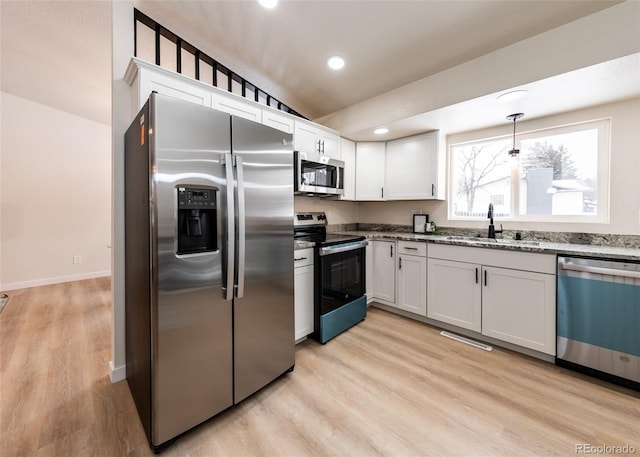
447;118;610;224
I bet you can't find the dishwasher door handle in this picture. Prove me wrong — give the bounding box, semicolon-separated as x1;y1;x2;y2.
561;262;640;280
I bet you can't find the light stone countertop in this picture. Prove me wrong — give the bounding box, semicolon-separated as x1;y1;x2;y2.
341;231;640;262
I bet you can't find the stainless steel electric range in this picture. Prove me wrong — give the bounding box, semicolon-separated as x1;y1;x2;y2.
294;212;368;343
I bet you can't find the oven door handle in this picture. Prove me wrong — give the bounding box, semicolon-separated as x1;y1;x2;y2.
319;240;368;256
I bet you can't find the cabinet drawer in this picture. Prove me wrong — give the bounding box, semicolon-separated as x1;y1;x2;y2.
294;248;314;268
397;241;427;257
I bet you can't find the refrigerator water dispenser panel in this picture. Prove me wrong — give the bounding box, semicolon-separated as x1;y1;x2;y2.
177;186;217;255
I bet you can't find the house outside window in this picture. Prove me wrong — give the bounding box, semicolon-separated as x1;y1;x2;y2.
449;119;610;223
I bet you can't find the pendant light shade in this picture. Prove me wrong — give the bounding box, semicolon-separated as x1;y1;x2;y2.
507;113;524;156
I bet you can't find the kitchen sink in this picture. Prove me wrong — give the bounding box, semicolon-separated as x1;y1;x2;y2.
444;236;540;247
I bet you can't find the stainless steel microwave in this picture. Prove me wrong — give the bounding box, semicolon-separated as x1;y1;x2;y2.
294;151;344;196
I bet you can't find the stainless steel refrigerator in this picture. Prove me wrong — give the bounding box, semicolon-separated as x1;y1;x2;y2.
124;93;295;451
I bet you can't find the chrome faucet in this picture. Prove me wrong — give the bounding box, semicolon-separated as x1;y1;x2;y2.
487;203;503;239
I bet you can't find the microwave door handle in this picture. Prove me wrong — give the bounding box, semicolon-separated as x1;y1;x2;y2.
222;154;235;301
235;156;246;298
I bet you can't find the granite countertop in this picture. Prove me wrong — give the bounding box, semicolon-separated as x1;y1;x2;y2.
340;231;640;262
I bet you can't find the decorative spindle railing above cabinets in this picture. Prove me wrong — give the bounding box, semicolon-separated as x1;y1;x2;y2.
133;8;307;120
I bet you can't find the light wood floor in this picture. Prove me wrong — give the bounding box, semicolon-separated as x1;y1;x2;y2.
1;279;639;456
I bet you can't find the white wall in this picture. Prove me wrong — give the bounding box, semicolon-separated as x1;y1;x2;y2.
110;0;135;382
294;196;358;225
0;92;111;290
357;97;640;235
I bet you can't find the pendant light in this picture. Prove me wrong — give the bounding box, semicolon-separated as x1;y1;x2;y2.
506;113;524;156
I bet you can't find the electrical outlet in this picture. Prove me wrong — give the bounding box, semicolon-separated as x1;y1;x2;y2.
73;255;81;264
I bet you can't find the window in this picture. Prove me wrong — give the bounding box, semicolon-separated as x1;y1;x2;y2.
449;119;609;223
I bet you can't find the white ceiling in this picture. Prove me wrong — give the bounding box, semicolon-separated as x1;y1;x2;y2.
1;0;638;139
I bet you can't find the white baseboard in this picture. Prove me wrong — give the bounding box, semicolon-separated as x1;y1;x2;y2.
1;270;111;291
109;360;126;383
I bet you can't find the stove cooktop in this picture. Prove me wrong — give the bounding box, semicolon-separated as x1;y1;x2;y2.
294;211;365;246
321;233;366;247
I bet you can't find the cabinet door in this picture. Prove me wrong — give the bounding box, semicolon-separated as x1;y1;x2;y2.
319;133;341;159
211;93;262;122
293;121;340;158
262;109;294;134
482;267;556;355
372;241;396;305
340;138;356;201
294;121;318;154
366;242;374;303
427;258;481;332
355;142;386;201
385;132;438;200
397;255;427;316
294;264;314;342
138;68;212;109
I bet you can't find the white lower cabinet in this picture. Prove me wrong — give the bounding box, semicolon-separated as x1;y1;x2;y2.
427;244;556;356
366;242;374;303
482;266;556;354
294;248;314;342
396;241;427;316
371;240;396;305
427;258;482;332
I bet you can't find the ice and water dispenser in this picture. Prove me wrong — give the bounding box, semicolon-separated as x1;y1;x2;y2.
177;187;217;255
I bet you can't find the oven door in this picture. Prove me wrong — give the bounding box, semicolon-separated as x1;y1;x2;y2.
318;241;367;315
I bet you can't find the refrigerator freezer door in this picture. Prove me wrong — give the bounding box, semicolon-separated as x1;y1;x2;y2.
151;94;234;446
231;116;295;403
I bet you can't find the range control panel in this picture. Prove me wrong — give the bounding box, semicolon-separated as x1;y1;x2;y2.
294;212;328;226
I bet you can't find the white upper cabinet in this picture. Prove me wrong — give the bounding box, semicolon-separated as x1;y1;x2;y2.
385;131;444;200
293;121;341;159
211;92;262;122
340;138;356;201
126;58;212;110
355;142;386;201
353;131;445;201
125;58;337;149
262;108;295;134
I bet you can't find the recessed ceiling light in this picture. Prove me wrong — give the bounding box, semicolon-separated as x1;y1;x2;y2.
257;0;278;9
497;90;528;102
374;128;389;135
327;56;345;71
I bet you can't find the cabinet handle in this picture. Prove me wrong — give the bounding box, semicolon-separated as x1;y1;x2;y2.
432;183;435;197
475;267;478;284
399;258;402;270
294;257;307;261
381;187;384;199
390;245;393;257
484;270;487;286
404;247;418;251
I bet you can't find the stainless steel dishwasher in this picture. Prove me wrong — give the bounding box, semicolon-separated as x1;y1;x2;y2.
557;256;640;390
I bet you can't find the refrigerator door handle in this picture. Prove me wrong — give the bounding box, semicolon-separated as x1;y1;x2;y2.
223;154;235;301
235;156;246;298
